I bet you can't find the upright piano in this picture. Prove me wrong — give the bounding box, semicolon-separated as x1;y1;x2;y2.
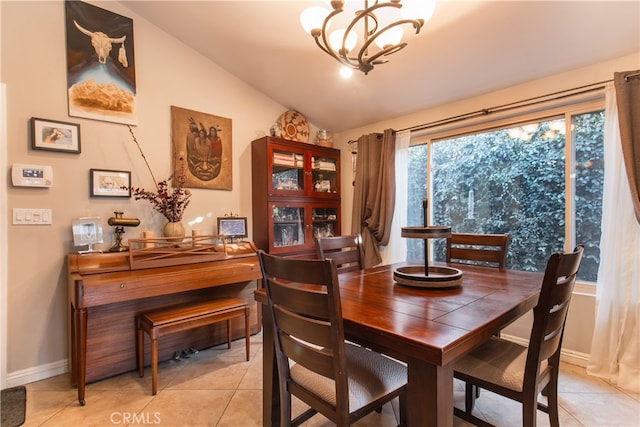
67;238;262;405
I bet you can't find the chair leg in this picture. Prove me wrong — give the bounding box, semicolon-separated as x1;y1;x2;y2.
546;380;560;427
522;393;538;427
280;393;293;427
226;319;232;349
398;390;407;427
465;382;477;412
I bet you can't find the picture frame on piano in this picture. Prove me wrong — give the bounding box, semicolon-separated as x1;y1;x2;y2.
217;217;247;242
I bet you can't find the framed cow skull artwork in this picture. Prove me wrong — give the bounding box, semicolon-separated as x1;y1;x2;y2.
65;1;137;125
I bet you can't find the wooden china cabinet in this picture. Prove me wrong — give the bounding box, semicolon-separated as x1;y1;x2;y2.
251;136;341;258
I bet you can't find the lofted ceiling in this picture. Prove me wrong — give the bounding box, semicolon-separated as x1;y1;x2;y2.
123;1;640;133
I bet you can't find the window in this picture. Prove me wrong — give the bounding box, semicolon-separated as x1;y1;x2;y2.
407;104;604;283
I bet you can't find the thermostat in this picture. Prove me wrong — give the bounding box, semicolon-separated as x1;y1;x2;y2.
12;163;53;188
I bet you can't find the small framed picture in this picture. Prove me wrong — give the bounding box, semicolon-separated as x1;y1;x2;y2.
71;216;104;253
217;217;248;239
90;169;131;198
31;117;81;153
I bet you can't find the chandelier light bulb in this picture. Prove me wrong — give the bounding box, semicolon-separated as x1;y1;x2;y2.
300;6;331;34
374;26;403;49
373;6;404;48
340;66;354;79
330;29;357;52
401;0;436;24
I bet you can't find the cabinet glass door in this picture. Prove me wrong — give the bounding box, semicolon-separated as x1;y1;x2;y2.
311;156;338;195
272;205;306;250
312;206;339;239
272;149;305;193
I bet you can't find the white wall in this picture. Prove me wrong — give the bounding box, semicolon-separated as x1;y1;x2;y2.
333;52;640;362
0;0;297;386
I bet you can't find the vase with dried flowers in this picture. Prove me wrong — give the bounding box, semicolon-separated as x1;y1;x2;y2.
124;126;192;237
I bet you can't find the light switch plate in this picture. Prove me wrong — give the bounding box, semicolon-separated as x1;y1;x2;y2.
13;208;52;225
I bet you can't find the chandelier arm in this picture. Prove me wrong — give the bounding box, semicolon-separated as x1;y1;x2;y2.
342;1;403;41
313;35;341;61
357;18;421;66
364;43;407;65
364;18;425;50
356;1;427;36
359;1;402;18
315;38;359;70
313;7;346;63
321;5;366;70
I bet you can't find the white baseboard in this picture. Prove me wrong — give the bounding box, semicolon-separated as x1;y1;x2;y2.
502;334;590;367
558;348;590;367
5;358;68;388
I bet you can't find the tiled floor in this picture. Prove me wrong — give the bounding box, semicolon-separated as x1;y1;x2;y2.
21;332;640;426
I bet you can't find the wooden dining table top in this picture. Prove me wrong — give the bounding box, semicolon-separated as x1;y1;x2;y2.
257;261;543;426
336;262;542;365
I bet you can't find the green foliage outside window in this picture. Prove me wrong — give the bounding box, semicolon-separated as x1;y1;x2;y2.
407;111;604;282
573;111;605;282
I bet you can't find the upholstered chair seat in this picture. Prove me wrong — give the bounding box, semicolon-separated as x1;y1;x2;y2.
454;337;548;393
291;343;407;411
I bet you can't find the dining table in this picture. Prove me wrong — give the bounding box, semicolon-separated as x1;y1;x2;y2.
255;261;543;427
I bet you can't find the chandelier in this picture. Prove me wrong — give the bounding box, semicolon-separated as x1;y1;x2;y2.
300;0;436;75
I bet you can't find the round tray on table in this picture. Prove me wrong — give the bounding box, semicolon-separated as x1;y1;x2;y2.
394;225;463;289
393;265;462;288
400;225;452;239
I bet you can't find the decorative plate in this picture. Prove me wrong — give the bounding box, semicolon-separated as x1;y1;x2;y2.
278;110;310;143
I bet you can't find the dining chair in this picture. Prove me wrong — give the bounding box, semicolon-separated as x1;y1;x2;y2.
453;245;584;427
446;233;510;271
257;251;407;426
447;232;511;362
314;234;364;273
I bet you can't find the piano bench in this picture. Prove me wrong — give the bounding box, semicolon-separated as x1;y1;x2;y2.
136;297;250;395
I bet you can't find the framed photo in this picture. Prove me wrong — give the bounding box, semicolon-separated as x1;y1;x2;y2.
217;217;248;240
171;105;232;190
31;117;81;153
71;216;104;253
90;169;131;198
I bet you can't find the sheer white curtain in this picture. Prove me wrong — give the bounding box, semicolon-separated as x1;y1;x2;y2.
587;82;640;392
383;130;410;264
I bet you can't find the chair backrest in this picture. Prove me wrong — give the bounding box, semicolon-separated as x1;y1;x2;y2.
525;245;584;383
446;233;510;270
314;234;364;274
257;251;351;424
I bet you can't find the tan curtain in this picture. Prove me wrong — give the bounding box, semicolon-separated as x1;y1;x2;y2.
351;129;396;267
614;70;640;223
